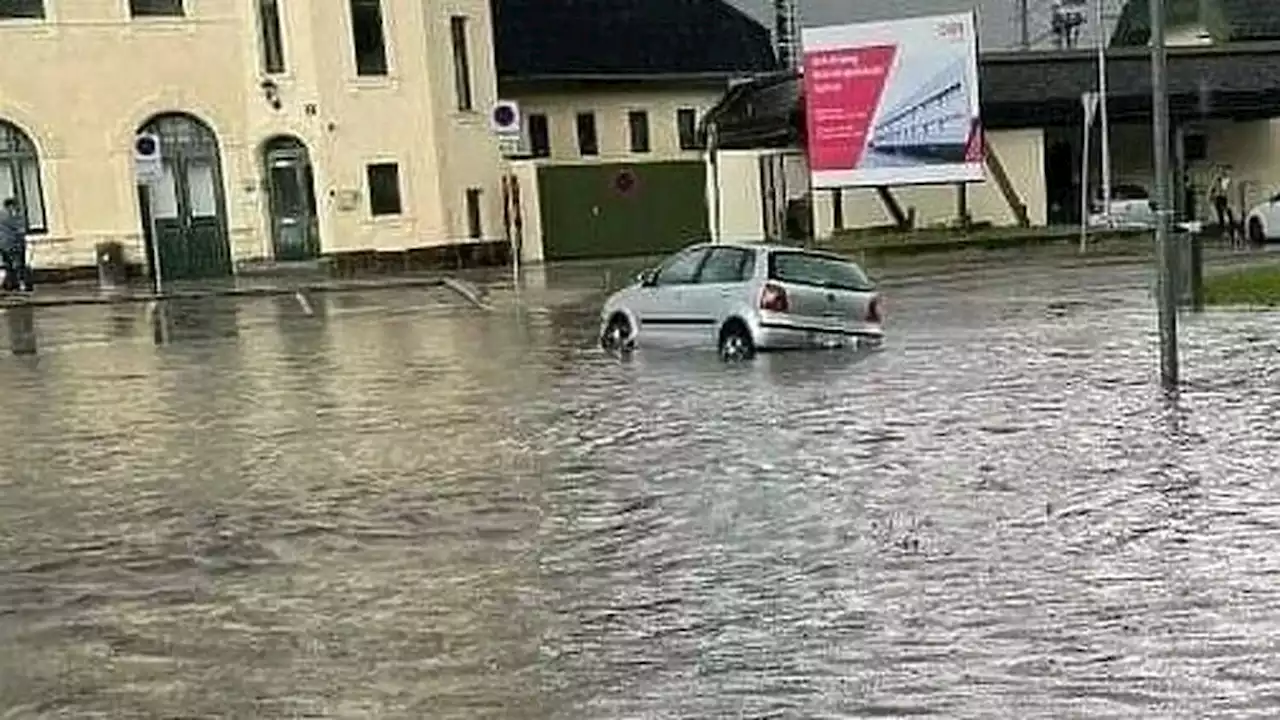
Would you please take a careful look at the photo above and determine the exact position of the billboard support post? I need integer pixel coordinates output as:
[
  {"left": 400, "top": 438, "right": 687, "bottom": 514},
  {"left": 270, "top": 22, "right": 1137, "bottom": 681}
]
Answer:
[{"left": 983, "top": 138, "right": 1031, "bottom": 227}]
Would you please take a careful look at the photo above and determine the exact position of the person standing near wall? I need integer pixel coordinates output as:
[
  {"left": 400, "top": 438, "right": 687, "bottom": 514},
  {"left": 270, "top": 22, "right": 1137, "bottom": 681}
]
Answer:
[
  {"left": 1208, "top": 167, "right": 1240, "bottom": 248},
  {"left": 0, "top": 198, "right": 34, "bottom": 292}
]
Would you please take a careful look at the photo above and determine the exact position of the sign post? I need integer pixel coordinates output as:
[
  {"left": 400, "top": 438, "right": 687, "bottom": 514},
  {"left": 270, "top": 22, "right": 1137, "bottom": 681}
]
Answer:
[
  {"left": 491, "top": 100, "right": 523, "bottom": 288},
  {"left": 133, "top": 133, "right": 164, "bottom": 295},
  {"left": 1080, "top": 91, "right": 1099, "bottom": 253}
]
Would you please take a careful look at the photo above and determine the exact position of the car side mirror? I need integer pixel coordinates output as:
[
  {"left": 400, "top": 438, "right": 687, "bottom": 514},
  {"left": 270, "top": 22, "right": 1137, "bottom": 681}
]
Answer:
[{"left": 636, "top": 269, "right": 657, "bottom": 286}]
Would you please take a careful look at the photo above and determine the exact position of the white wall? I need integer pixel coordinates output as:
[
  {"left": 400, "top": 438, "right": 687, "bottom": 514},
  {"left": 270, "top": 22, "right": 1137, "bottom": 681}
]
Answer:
[
  {"left": 811, "top": 128, "right": 1048, "bottom": 235},
  {"left": 709, "top": 129, "right": 1049, "bottom": 239},
  {"left": 1105, "top": 118, "right": 1280, "bottom": 220},
  {"left": 707, "top": 150, "right": 767, "bottom": 240},
  {"left": 507, "top": 160, "right": 544, "bottom": 263}
]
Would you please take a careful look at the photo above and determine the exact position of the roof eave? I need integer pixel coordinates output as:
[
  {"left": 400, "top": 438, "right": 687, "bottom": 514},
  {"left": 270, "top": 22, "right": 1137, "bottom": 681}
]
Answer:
[{"left": 498, "top": 71, "right": 773, "bottom": 84}]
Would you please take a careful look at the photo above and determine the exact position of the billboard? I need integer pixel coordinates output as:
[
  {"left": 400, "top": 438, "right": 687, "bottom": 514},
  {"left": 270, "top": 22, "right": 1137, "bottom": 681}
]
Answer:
[{"left": 801, "top": 11, "right": 984, "bottom": 189}]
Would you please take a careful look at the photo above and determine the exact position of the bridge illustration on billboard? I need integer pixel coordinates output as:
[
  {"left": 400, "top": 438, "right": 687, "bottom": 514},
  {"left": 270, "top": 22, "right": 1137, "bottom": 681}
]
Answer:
[{"left": 864, "top": 55, "right": 973, "bottom": 166}]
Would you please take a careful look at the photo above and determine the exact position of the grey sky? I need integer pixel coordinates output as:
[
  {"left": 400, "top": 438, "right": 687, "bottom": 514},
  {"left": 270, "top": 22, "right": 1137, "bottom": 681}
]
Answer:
[{"left": 726, "top": 0, "right": 1123, "bottom": 51}]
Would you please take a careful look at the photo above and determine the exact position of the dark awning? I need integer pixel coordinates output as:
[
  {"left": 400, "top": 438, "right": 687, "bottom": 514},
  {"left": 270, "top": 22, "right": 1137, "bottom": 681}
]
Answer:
[{"left": 704, "top": 43, "right": 1280, "bottom": 149}]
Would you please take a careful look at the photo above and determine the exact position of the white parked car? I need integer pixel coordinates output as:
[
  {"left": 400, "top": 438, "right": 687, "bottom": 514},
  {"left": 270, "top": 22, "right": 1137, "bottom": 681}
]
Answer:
[
  {"left": 1244, "top": 191, "right": 1280, "bottom": 244},
  {"left": 1086, "top": 183, "right": 1204, "bottom": 234},
  {"left": 598, "top": 242, "right": 884, "bottom": 360},
  {"left": 1088, "top": 184, "right": 1155, "bottom": 229}
]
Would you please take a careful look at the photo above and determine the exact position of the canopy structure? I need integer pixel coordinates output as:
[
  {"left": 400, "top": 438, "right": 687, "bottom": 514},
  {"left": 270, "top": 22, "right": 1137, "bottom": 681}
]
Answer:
[{"left": 701, "top": 43, "right": 1280, "bottom": 150}]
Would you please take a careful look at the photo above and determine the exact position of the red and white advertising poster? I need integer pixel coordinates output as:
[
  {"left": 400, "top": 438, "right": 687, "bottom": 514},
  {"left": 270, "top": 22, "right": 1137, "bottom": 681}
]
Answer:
[{"left": 801, "top": 11, "right": 984, "bottom": 189}]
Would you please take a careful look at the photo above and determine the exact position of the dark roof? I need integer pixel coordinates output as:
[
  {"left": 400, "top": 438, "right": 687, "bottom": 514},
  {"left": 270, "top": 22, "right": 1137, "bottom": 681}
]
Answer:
[
  {"left": 705, "top": 44, "right": 1280, "bottom": 148},
  {"left": 492, "top": 0, "right": 779, "bottom": 79},
  {"left": 1112, "top": 0, "right": 1280, "bottom": 46}
]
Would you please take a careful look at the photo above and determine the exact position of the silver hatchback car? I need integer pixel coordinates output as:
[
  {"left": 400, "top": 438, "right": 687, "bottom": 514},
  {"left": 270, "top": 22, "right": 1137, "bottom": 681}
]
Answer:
[{"left": 598, "top": 242, "right": 884, "bottom": 360}]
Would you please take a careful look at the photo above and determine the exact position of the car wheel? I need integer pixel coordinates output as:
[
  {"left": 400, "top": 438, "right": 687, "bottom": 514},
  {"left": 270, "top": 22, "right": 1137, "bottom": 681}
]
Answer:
[
  {"left": 718, "top": 320, "right": 755, "bottom": 361},
  {"left": 1249, "top": 217, "right": 1266, "bottom": 246},
  {"left": 600, "top": 313, "right": 633, "bottom": 352}
]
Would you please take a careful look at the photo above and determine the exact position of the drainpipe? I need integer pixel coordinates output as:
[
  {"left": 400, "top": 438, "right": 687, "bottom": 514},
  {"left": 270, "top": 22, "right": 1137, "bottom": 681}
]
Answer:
[{"left": 707, "top": 120, "right": 722, "bottom": 244}]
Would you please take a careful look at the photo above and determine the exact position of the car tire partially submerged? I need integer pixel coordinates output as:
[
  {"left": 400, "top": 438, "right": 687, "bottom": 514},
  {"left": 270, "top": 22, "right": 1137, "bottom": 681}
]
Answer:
[
  {"left": 600, "top": 314, "right": 634, "bottom": 353},
  {"left": 718, "top": 321, "right": 755, "bottom": 362}
]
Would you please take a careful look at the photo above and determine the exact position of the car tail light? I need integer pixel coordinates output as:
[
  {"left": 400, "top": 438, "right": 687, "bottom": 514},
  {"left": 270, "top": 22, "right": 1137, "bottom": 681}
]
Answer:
[
  {"left": 867, "top": 295, "right": 883, "bottom": 323},
  {"left": 759, "top": 282, "right": 789, "bottom": 313}
]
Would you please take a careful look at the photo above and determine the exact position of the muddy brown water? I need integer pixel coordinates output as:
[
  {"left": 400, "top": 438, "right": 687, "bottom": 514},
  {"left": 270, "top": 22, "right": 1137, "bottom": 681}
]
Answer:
[{"left": 1, "top": 256, "right": 1278, "bottom": 718}]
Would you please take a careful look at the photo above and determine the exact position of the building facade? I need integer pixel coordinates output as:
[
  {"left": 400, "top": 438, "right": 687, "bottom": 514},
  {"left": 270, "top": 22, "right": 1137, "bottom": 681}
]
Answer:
[
  {"left": 704, "top": 42, "right": 1280, "bottom": 238},
  {"left": 507, "top": 81, "right": 723, "bottom": 164},
  {"left": 0, "top": 0, "right": 506, "bottom": 278},
  {"left": 489, "top": 0, "right": 778, "bottom": 261}
]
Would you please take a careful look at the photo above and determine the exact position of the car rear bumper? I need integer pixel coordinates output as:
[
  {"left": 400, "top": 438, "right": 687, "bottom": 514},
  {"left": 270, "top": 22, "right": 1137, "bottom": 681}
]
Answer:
[{"left": 754, "top": 320, "right": 883, "bottom": 350}]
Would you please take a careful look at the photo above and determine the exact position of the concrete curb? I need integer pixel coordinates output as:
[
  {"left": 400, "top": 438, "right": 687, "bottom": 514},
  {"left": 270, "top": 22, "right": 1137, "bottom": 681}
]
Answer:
[
  {"left": 828, "top": 230, "right": 1151, "bottom": 258},
  {"left": 0, "top": 276, "right": 449, "bottom": 309}
]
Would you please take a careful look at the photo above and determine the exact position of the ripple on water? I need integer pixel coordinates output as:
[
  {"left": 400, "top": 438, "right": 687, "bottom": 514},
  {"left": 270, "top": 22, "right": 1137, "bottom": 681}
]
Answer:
[{"left": 0, "top": 268, "right": 1279, "bottom": 717}]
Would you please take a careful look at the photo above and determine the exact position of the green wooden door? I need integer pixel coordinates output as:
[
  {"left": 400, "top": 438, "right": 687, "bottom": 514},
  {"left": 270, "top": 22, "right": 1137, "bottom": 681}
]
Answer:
[
  {"left": 139, "top": 114, "right": 233, "bottom": 283},
  {"left": 264, "top": 136, "right": 321, "bottom": 262},
  {"left": 538, "top": 161, "right": 710, "bottom": 261}
]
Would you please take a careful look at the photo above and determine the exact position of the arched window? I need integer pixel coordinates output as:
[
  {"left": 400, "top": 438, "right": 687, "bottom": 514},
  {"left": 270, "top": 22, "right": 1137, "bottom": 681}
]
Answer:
[{"left": 0, "top": 120, "right": 46, "bottom": 233}]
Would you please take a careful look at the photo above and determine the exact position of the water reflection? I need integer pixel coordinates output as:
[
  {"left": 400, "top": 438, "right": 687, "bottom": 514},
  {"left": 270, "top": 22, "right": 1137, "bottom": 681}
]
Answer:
[
  {"left": 152, "top": 297, "right": 241, "bottom": 346},
  {"left": 5, "top": 305, "right": 36, "bottom": 355},
  {"left": 0, "top": 263, "right": 1279, "bottom": 716},
  {"left": 105, "top": 304, "right": 139, "bottom": 341}
]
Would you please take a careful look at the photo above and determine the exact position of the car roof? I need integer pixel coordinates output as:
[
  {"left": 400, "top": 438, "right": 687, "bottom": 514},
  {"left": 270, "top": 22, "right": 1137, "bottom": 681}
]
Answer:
[{"left": 686, "top": 240, "right": 854, "bottom": 257}]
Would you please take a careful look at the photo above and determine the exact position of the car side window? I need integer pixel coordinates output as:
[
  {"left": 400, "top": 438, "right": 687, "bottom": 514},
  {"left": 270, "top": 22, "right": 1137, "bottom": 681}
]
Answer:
[
  {"left": 697, "top": 247, "right": 754, "bottom": 284},
  {"left": 653, "top": 248, "right": 707, "bottom": 286}
]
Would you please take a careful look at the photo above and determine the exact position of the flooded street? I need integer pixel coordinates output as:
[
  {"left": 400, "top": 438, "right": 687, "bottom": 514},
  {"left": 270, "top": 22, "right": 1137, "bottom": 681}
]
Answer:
[{"left": 2, "top": 255, "right": 1279, "bottom": 718}]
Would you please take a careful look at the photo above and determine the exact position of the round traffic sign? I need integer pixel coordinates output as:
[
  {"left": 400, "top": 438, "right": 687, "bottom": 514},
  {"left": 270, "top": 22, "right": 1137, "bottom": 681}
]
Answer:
[
  {"left": 493, "top": 104, "right": 516, "bottom": 128},
  {"left": 135, "top": 135, "right": 158, "bottom": 156}
]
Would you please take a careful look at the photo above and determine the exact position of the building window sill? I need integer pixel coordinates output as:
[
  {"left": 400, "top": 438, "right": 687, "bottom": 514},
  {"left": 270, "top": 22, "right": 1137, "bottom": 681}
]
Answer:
[
  {"left": 0, "top": 19, "right": 57, "bottom": 36},
  {"left": 361, "top": 216, "right": 416, "bottom": 235},
  {"left": 121, "top": 18, "right": 198, "bottom": 36},
  {"left": 349, "top": 76, "right": 400, "bottom": 91}
]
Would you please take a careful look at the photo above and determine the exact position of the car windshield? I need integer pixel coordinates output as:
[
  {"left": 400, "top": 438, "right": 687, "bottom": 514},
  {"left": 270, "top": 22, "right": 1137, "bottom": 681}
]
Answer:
[{"left": 768, "top": 251, "right": 873, "bottom": 291}]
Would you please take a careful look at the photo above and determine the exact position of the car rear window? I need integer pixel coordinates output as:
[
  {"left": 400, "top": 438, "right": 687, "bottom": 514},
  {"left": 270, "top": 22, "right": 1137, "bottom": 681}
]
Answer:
[{"left": 768, "top": 251, "right": 873, "bottom": 291}]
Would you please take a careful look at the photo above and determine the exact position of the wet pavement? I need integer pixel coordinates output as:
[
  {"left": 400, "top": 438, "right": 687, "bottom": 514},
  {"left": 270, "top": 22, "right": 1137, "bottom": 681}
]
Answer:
[{"left": 1, "top": 253, "right": 1279, "bottom": 718}]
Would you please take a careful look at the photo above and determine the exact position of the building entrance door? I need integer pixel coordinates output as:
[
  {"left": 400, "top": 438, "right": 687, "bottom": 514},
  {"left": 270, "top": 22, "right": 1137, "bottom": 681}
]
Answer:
[
  {"left": 137, "top": 113, "right": 233, "bottom": 281},
  {"left": 264, "top": 136, "right": 320, "bottom": 261}
]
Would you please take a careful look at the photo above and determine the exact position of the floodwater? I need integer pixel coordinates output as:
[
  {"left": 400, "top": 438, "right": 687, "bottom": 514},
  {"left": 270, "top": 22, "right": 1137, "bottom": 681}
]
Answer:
[{"left": 1, "top": 255, "right": 1279, "bottom": 718}]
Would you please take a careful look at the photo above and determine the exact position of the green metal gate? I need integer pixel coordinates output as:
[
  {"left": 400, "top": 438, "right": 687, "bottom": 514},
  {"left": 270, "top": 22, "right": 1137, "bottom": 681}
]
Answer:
[{"left": 537, "top": 161, "right": 709, "bottom": 261}]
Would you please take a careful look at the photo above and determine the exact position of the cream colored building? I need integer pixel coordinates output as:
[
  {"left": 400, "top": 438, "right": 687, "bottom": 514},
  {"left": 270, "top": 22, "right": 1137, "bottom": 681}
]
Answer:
[
  {"left": 503, "top": 83, "right": 726, "bottom": 163},
  {"left": 0, "top": 0, "right": 507, "bottom": 279}
]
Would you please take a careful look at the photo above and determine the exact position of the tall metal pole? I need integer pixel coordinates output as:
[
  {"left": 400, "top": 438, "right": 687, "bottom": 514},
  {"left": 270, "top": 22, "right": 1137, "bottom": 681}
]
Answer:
[
  {"left": 1019, "top": 0, "right": 1030, "bottom": 49},
  {"left": 1079, "top": 95, "right": 1093, "bottom": 253},
  {"left": 1150, "top": 0, "right": 1179, "bottom": 388},
  {"left": 1095, "top": 0, "right": 1113, "bottom": 220}
]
